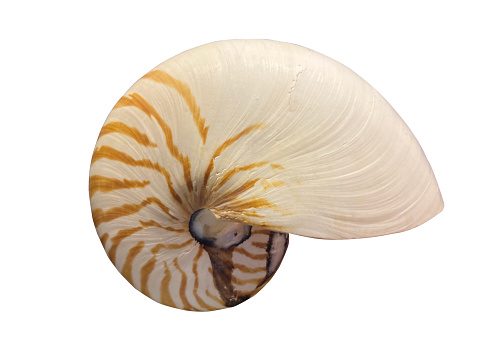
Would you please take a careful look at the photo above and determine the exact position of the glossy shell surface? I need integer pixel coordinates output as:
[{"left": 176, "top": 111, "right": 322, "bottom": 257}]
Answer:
[{"left": 90, "top": 40, "right": 443, "bottom": 310}]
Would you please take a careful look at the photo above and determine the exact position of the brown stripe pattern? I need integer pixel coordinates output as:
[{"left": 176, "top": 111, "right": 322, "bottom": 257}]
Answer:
[
  {"left": 90, "top": 68, "right": 290, "bottom": 311},
  {"left": 89, "top": 175, "right": 150, "bottom": 199},
  {"left": 91, "top": 145, "right": 182, "bottom": 203},
  {"left": 98, "top": 121, "right": 158, "bottom": 148},
  {"left": 114, "top": 93, "right": 194, "bottom": 192},
  {"left": 202, "top": 124, "right": 265, "bottom": 189},
  {"left": 142, "top": 70, "right": 210, "bottom": 144}
]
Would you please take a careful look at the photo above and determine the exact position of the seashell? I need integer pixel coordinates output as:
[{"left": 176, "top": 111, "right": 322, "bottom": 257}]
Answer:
[{"left": 89, "top": 40, "right": 443, "bottom": 311}]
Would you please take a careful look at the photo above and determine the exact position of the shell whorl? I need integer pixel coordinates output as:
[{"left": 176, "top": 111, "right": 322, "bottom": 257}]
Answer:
[
  {"left": 89, "top": 42, "right": 292, "bottom": 310},
  {"left": 90, "top": 40, "right": 442, "bottom": 311}
]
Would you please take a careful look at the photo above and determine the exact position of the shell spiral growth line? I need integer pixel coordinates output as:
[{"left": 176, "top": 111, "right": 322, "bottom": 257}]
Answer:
[{"left": 89, "top": 40, "right": 443, "bottom": 311}]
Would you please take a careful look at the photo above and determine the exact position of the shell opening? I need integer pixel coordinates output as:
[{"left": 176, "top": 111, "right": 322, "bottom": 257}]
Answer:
[
  {"left": 188, "top": 209, "right": 289, "bottom": 307},
  {"left": 189, "top": 208, "right": 252, "bottom": 249}
]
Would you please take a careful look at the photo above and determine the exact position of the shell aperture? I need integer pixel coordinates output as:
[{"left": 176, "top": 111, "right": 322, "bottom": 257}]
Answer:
[
  {"left": 89, "top": 40, "right": 443, "bottom": 311},
  {"left": 189, "top": 209, "right": 253, "bottom": 249}
]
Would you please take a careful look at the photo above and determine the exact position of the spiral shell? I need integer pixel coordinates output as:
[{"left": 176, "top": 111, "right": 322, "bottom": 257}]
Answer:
[{"left": 89, "top": 40, "right": 443, "bottom": 311}]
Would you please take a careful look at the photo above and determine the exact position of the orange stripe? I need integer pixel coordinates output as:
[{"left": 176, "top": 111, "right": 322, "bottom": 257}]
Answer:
[
  {"left": 160, "top": 262, "right": 176, "bottom": 308},
  {"left": 213, "top": 161, "right": 269, "bottom": 191},
  {"left": 215, "top": 199, "right": 276, "bottom": 220},
  {"left": 203, "top": 124, "right": 265, "bottom": 188},
  {"left": 227, "top": 198, "right": 276, "bottom": 212},
  {"left": 257, "top": 222, "right": 287, "bottom": 232},
  {"left": 151, "top": 238, "right": 194, "bottom": 255},
  {"left": 100, "top": 233, "right": 109, "bottom": 246},
  {"left": 91, "top": 145, "right": 182, "bottom": 203},
  {"left": 250, "top": 241, "right": 268, "bottom": 249},
  {"left": 234, "top": 247, "right": 268, "bottom": 261},
  {"left": 219, "top": 178, "right": 261, "bottom": 204},
  {"left": 89, "top": 175, "right": 150, "bottom": 199},
  {"left": 142, "top": 70, "right": 209, "bottom": 144},
  {"left": 240, "top": 210, "right": 266, "bottom": 218},
  {"left": 251, "top": 230, "right": 271, "bottom": 235},
  {"left": 107, "top": 227, "right": 144, "bottom": 266},
  {"left": 234, "top": 262, "right": 266, "bottom": 274},
  {"left": 98, "top": 121, "right": 157, "bottom": 148},
  {"left": 121, "top": 241, "right": 145, "bottom": 284},
  {"left": 140, "top": 256, "right": 156, "bottom": 297},
  {"left": 231, "top": 275, "right": 263, "bottom": 286},
  {"left": 92, "top": 196, "right": 177, "bottom": 227},
  {"left": 191, "top": 246, "right": 218, "bottom": 311},
  {"left": 270, "top": 163, "right": 285, "bottom": 170},
  {"left": 261, "top": 180, "right": 286, "bottom": 190},
  {"left": 114, "top": 93, "right": 193, "bottom": 192},
  {"left": 173, "top": 258, "right": 195, "bottom": 311},
  {"left": 140, "top": 219, "right": 186, "bottom": 233}
]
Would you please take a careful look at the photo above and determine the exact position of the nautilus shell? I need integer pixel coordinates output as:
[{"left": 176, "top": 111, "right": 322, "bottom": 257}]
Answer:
[{"left": 89, "top": 40, "right": 443, "bottom": 311}]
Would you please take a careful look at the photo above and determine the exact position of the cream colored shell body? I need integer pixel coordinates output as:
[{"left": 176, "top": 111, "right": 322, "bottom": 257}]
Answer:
[{"left": 89, "top": 40, "right": 443, "bottom": 310}]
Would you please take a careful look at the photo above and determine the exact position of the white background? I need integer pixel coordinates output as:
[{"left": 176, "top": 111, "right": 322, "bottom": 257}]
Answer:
[{"left": 1, "top": 1, "right": 478, "bottom": 358}]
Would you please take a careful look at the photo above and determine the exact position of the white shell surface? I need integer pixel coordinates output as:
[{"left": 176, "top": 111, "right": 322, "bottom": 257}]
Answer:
[
  {"left": 90, "top": 40, "right": 442, "bottom": 309},
  {"left": 111, "top": 39, "right": 441, "bottom": 239}
]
